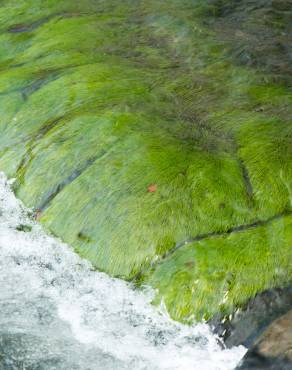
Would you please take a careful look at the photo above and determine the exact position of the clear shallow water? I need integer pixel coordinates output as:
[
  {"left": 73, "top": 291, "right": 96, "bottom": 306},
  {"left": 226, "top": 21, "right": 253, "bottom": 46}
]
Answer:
[{"left": 0, "top": 173, "right": 246, "bottom": 370}]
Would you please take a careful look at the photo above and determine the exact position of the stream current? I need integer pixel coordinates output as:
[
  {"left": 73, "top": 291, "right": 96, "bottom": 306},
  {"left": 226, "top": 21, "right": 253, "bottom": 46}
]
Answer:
[{"left": 0, "top": 173, "right": 246, "bottom": 370}]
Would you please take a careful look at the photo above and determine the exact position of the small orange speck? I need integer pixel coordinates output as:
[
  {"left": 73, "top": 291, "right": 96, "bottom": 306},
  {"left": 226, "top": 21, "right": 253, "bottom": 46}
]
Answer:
[{"left": 147, "top": 184, "right": 157, "bottom": 193}]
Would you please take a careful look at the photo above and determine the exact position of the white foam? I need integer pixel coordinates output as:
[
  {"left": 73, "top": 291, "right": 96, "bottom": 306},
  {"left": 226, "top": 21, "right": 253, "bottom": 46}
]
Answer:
[{"left": 0, "top": 172, "right": 246, "bottom": 369}]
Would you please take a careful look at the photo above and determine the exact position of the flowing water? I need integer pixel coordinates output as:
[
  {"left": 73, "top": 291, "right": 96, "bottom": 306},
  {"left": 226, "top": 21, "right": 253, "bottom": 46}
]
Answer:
[{"left": 0, "top": 173, "right": 246, "bottom": 370}]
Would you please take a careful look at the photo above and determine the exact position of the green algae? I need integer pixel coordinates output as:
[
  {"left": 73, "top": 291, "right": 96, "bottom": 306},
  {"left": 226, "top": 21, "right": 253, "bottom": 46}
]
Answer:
[
  {"left": 41, "top": 130, "right": 252, "bottom": 278},
  {"left": 238, "top": 116, "right": 292, "bottom": 218},
  {"left": 143, "top": 213, "right": 292, "bottom": 322},
  {"left": 0, "top": 0, "right": 291, "bottom": 321}
]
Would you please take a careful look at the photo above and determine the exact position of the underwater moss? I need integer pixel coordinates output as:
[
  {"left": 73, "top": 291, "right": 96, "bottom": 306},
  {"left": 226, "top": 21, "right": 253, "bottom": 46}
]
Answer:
[
  {"left": 0, "top": 0, "right": 291, "bottom": 321},
  {"left": 143, "top": 214, "right": 292, "bottom": 322}
]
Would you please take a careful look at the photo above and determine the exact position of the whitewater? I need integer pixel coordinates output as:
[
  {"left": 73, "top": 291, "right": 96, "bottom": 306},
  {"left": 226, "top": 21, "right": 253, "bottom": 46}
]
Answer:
[{"left": 0, "top": 172, "right": 246, "bottom": 370}]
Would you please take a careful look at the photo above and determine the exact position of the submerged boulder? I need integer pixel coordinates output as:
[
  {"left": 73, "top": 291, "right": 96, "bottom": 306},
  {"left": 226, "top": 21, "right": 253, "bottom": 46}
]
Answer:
[{"left": 0, "top": 0, "right": 291, "bottom": 321}]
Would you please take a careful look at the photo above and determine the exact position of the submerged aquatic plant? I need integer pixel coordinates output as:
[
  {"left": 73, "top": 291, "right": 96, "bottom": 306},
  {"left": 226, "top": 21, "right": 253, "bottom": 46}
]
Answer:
[{"left": 0, "top": 0, "right": 291, "bottom": 321}]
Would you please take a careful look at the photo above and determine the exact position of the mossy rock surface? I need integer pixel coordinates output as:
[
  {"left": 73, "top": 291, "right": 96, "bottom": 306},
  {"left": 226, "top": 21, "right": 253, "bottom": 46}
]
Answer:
[{"left": 0, "top": 0, "right": 291, "bottom": 321}]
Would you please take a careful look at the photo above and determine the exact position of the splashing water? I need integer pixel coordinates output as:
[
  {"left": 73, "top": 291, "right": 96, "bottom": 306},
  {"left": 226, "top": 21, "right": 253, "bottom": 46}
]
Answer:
[{"left": 0, "top": 173, "right": 246, "bottom": 370}]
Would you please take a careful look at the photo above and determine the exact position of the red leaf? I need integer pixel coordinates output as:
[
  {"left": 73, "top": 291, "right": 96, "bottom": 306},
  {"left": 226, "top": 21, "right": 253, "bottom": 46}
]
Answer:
[{"left": 147, "top": 184, "right": 157, "bottom": 193}]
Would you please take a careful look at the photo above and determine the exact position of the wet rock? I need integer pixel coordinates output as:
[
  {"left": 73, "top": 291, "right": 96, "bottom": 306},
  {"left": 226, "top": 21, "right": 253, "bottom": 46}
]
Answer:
[
  {"left": 255, "top": 310, "right": 292, "bottom": 360},
  {"left": 235, "top": 310, "right": 292, "bottom": 370},
  {"left": 236, "top": 353, "right": 292, "bottom": 370},
  {"left": 211, "top": 286, "right": 292, "bottom": 348}
]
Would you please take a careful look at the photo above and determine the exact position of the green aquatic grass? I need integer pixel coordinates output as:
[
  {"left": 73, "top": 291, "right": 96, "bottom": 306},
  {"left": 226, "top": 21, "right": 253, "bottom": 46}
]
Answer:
[
  {"left": 238, "top": 116, "right": 292, "bottom": 218},
  {"left": 0, "top": 0, "right": 291, "bottom": 321},
  {"left": 16, "top": 111, "right": 140, "bottom": 208},
  {"left": 40, "top": 121, "right": 253, "bottom": 278},
  {"left": 143, "top": 214, "right": 292, "bottom": 322}
]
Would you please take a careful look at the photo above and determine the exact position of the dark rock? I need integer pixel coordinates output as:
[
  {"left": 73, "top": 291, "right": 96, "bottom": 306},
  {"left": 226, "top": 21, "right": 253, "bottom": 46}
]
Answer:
[
  {"left": 211, "top": 285, "right": 292, "bottom": 348},
  {"left": 236, "top": 352, "right": 292, "bottom": 370},
  {"left": 235, "top": 310, "right": 292, "bottom": 370}
]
